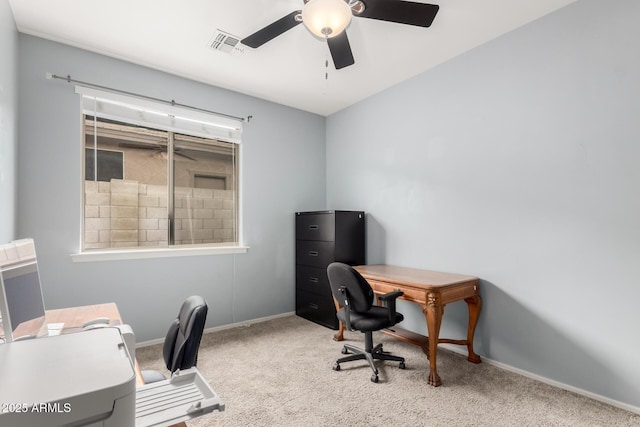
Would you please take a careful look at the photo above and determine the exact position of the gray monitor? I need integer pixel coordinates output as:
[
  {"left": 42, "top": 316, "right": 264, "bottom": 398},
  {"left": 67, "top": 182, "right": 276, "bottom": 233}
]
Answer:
[{"left": 0, "top": 260, "right": 46, "bottom": 343}]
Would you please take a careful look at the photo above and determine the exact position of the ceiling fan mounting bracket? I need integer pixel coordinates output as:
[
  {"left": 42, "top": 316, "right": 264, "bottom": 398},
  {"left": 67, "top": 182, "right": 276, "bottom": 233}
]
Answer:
[{"left": 303, "top": 0, "right": 365, "bottom": 14}]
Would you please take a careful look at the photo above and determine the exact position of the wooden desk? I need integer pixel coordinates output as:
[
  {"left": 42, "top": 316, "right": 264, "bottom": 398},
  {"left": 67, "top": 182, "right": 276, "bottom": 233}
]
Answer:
[
  {"left": 46, "top": 302, "right": 121, "bottom": 330},
  {"left": 333, "top": 264, "right": 482, "bottom": 386}
]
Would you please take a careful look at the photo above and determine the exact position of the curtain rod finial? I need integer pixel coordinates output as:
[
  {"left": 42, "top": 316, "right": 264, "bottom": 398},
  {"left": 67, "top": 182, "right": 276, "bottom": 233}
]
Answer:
[{"left": 45, "top": 72, "right": 53, "bottom": 80}]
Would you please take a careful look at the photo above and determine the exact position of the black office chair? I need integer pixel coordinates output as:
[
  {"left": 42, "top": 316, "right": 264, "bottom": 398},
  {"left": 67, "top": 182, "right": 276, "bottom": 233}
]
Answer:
[
  {"left": 327, "top": 262, "right": 406, "bottom": 383},
  {"left": 141, "top": 295, "right": 208, "bottom": 384}
]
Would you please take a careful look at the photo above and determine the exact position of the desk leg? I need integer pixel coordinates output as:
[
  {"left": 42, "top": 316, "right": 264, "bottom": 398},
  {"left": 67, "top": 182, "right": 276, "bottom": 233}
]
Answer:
[
  {"left": 333, "top": 297, "right": 345, "bottom": 341},
  {"left": 333, "top": 321, "right": 345, "bottom": 341},
  {"left": 464, "top": 294, "right": 482, "bottom": 364},
  {"left": 424, "top": 292, "right": 444, "bottom": 387}
]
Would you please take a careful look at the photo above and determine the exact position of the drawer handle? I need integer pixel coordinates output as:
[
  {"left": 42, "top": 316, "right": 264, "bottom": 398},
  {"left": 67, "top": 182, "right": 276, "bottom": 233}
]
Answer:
[
  {"left": 308, "top": 277, "right": 319, "bottom": 283},
  {"left": 308, "top": 251, "right": 319, "bottom": 257},
  {"left": 308, "top": 303, "right": 319, "bottom": 310},
  {"left": 308, "top": 225, "right": 319, "bottom": 230}
]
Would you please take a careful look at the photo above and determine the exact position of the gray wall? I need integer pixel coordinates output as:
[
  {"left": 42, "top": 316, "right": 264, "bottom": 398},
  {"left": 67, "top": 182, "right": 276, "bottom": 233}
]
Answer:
[
  {"left": 9, "top": 0, "right": 639, "bottom": 412},
  {"left": 0, "top": 0, "right": 18, "bottom": 243},
  {"left": 327, "top": 0, "right": 639, "bottom": 410},
  {"left": 17, "top": 34, "right": 326, "bottom": 342}
]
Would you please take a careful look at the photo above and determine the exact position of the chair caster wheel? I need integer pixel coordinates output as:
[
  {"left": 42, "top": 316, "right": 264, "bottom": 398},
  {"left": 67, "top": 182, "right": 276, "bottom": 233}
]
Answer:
[
  {"left": 341, "top": 347, "right": 349, "bottom": 354},
  {"left": 371, "top": 374, "right": 379, "bottom": 383},
  {"left": 399, "top": 362, "right": 406, "bottom": 369},
  {"left": 333, "top": 363, "right": 341, "bottom": 371}
]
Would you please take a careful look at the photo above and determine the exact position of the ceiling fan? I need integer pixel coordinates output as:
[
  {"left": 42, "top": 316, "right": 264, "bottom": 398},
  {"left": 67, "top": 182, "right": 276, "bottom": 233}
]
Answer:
[
  {"left": 241, "top": 0, "right": 439, "bottom": 70},
  {"left": 119, "top": 142, "right": 197, "bottom": 161}
]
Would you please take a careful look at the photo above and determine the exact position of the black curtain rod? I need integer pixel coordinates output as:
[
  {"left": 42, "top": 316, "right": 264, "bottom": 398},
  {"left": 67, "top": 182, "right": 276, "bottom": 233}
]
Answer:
[{"left": 47, "top": 73, "right": 250, "bottom": 123}]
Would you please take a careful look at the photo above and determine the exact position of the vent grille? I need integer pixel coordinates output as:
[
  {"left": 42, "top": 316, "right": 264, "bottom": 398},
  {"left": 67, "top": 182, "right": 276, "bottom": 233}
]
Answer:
[{"left": 209, "top": 30, "right": 243, "bottom": 54}]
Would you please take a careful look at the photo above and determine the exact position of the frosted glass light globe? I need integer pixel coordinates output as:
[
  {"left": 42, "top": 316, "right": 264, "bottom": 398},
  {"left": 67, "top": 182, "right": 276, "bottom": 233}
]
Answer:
[{"left": 302, "top": 0, "right": 352, "bottom": 38}]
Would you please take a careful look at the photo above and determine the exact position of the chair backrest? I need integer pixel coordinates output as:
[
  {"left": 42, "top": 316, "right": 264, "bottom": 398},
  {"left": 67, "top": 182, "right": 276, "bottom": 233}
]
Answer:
[
  {"left": 163, "top": 295, "right": 208, "bottom": 373},
  {"left": 327, "top": 262, "right": 374, "bottom": 313}
]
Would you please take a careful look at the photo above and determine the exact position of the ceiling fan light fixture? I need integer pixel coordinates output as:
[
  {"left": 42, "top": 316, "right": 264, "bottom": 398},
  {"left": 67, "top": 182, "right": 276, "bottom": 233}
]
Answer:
[{"left": 302, "top": 0, "right": 352, "bottom": 38}]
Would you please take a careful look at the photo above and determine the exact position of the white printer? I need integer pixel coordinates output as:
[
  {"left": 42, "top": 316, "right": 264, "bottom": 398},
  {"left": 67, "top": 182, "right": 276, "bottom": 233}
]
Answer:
[
  {"left": 0, "top": 327, "right": 225, "bottom": 427},
  {"left": 0, "top": 327, "right": 136, "bottom": 426}
]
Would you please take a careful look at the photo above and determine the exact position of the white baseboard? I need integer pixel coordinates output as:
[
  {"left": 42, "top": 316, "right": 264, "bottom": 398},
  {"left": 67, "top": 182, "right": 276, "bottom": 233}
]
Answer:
[
  {"left": 202, "top": 311, "right": 296, "bottom": 335},
  {"left": 440, "top": 344, "right": 640, "bottom": 416},
  {"left": 135, "top": 311, "right": 296, "bottom": 348}
]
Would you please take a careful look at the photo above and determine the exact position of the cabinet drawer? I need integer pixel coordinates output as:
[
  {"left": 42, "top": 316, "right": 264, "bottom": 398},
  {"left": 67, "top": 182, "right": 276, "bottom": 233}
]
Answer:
[
  {"left": 296, "top": 213, "right": 335, "bottom": 241},
  {"left": 296, "top": 240, "right": 334, "bottom": 268},
  {"left": 368, "top": 280, "right": 426, "bottom": 304},
  {"left": 296, "top": 265, "right": 331, "bottom": 297},
  {"left": 296, "top": 290, "right": 338, "bottom": 330}
]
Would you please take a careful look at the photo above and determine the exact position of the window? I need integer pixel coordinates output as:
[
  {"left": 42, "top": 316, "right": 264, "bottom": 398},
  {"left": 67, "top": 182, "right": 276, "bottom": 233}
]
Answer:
[
  {"left": 84, "top": 147, "right": 124, "bottom": 182},
  {"left": 78, "top": 87, "right": 242, "bottom": 253},
  {"left": 194, "top": 174, "right": 226, "bottom": 190}
]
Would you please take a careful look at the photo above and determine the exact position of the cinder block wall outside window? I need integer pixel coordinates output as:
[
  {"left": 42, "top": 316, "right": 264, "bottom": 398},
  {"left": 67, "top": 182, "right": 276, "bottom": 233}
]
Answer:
[{"left": 84, "top": 179, "right": 234, "bottom": 249}]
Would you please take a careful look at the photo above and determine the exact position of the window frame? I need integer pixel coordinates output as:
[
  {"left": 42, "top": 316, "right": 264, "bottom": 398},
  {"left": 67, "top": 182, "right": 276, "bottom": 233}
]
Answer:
[{"left": 73, "top": 86, "right": 247, "bottom": 262}]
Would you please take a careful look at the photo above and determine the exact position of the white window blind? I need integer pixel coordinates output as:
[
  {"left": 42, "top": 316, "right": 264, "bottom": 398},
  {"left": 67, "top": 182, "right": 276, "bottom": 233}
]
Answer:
[{"left": 75, "top": 86, "right": 242, "bottom": 144}]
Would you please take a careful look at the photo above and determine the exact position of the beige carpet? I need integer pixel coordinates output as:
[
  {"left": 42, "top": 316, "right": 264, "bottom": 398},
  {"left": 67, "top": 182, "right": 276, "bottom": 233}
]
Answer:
[{"left": 136, "top": 315, "right": 639, "bottom": 426}]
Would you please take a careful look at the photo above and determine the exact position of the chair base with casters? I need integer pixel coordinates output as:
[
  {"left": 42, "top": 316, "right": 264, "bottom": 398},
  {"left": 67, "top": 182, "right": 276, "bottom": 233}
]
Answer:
[{"left": 333, "top": 329, "right": 406, "bottom": 383}]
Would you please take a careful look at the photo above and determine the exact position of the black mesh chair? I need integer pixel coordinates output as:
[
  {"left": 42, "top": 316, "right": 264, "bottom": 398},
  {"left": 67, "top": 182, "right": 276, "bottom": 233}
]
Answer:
[
  {"left": 141, "top": 295, "right": 208, "bottom": 384},
  {"left": 327, "top": 262, "right": 406, "bottom": 383}
]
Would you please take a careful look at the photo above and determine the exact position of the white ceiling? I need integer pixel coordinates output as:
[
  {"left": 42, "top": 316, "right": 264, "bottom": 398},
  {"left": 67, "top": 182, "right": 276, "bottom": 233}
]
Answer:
[{"left": 9, "top": 0, "right": 576, "bottom": 116}]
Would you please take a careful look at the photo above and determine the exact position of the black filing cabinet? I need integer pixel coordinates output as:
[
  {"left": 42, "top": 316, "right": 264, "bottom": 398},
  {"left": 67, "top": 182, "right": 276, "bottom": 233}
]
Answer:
[{"left": 295, "top": 210, "right": 365, "bottom": 329}]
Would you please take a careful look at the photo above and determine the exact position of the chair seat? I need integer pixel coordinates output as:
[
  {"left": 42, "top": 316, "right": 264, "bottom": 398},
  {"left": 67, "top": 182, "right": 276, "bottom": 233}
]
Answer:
[
  {"left": 141, "top": 369, "right": 167, "bottom": 384},
  {"left": 337, "top": 305, "right": 404, "bottom": 332}
]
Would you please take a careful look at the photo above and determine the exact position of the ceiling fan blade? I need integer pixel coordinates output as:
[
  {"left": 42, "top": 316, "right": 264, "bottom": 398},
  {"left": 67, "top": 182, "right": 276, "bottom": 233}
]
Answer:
[
  {"left": 357, "top": 0, "right": 439, "bottom": 27},
  {"left": 174, "top": 151, "right": 197, "bottom": 161},
  {"left": 119, "top": 142, "right": 196, "bottom": 161},
  {"left": 241, "top": 11, "right": 302, "bottom": 48},
  {"left": 119, "top": 142, "right": 164, "bottom": 150},
  {"left": 327, "top": 31, "right": 355, "bottom": 70}
]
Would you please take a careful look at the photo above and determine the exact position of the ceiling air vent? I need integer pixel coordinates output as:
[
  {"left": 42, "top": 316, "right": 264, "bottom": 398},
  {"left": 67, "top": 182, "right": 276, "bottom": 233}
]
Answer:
[{"left": 209, "top": 30, "right": 243, "bottom": 55}]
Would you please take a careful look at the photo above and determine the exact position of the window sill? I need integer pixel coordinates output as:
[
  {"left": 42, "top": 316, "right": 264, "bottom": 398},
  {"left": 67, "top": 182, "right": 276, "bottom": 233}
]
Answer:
[{"left": 70, "top": 245, "right": 249, "bottom": 262}]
